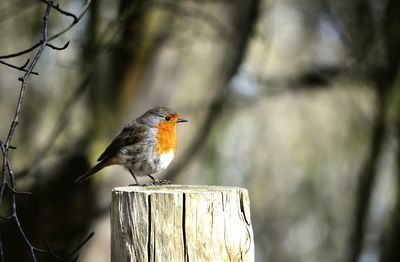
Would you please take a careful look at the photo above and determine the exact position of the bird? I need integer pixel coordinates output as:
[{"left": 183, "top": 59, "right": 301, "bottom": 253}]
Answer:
[{"left": 75, "top": 107, "right": 187, "bottom": 185}]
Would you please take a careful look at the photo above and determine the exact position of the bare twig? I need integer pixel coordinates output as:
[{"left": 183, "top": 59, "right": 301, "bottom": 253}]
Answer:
[
  {"left": 18, "top": 2, "right": 140, "bottom": 178},
  {"left": 0, "top": 215, "right": 13, "bottom": 221},
  {"left": 14, "top": 207, "right": 37, "bottom": 261},
  {"left": 40, "top": 232, "right": 94, "bottom": 260},
  {"left": 5, "top": 183, "right": 32, "bottom": 196},
  {"left": 0, "top": 0, "right": 91, "bottom": 59},
  {"left": 0, "top": 141, "right": 12, "bottom": 204},
  {"left": 0, "top": 1, "right": 92, "bottom": 261},
  {"left": 0, "top": 59, "right": 39, "bottom": 75},
  {"left": 0, "top": 42, "right": 41, "bottom": 60},
  {"left": 63, "top": 232, "right": 95, "bottom": 260},
  {"left": 46, "top": 41, "right": 70, "bottom": 50},
  {"left": 2, "top": 1, "right": 53, "bottom": 167},
  {"left": 39, "top": 0, "right": 78, "bottom": 22},
  {"left": 69, "top": 232, "right": 95, "bottom": 255}
]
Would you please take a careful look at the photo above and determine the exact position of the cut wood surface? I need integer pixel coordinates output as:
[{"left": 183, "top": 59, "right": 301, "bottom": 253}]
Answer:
[{"left": 111, "top": 185, "right": 254, "bottom": 262}]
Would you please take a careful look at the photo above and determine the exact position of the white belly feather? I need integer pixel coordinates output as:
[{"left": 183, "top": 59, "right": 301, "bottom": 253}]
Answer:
[{"left": 159, "top": 149, "right": 174, "bottom": 170}]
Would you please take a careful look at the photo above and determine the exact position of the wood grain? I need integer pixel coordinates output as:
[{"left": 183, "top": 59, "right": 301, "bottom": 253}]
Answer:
[{"left": 111, "top": 185, "right": 254, "bottom": 261}]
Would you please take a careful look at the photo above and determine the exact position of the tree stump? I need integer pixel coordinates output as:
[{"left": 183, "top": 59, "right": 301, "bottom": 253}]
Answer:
[{"left": 111, "top": 185, "right": 254, "bottom": 261}]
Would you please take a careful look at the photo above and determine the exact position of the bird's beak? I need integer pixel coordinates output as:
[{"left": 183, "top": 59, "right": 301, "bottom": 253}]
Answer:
[{"left": 176, "top": 117, "right": 188, "bottom": 123}]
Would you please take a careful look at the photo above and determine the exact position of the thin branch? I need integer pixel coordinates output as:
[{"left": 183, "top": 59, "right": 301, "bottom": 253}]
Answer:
[
  {"left": 1, "top": 1, "right": 55, "bottom": 261},
  {"left": 0, "top": 42, "right": 41, "bottom": 60},
  {"left": 0, "top": 0, "right": 52, "bottom": 198},
  {"left": 3, "top": 1, "right": 52, "bottom": 156},
  {"left": 46, "top": 41, "right": 70, "bottom": 50},
  {"left": 5, "top": 183, "right": 32, "bottom": 196},
  {"left": 0, "top": 142, "right": 12, "bottom": 204},
  {"left": 16, "top": 58, "right": 28, "bottom": 68},
  {"left": 0, "top": 0, "right": 91, "bottom": 59},
  {"left": 39, "top": 0, "right": 78, "bottom": 22},
  {"left": 48, "top": 0, "right": 92, "bottom": 43},
  {"left": 14, "top": 211, "right": 37, "bottom": 261},
  {"left": 65, "top": 232, "right": 95, "bottom": 259},
  {"left": 43, "top": 232, "right": 95, "bottom": 260},
  {"left": 17, "top": 2, "right": 138, "bottom": 178},
  {"left": 0, "top": 0, "right": 93, "bottom": 260},
  {"left": 0, "top": 59, "right": 39, "bottom": 75},
  {"left": 34, "top": 243, "right": 63, "bottom": 254}
]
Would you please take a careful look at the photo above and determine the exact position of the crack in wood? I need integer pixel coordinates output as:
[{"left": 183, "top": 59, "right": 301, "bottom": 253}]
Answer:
[
  {"left": 239, "top": 191, "right": 251, "bottom": 226},
  {"left": 153, "top": 225, "right": 156, "bottom": 261},
  {"left": 182, "top": 193, "right": 189, "bottom": 261},
  {"left": 147, "top": 194, "right": 152, "bottom": 262},
  {"left": 111, "top": 186, "right": 254, "bottom": 261}
]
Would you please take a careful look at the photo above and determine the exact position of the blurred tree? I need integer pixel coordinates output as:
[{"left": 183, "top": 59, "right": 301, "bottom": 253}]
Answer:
[
  {"left": 166, "top": 0, "right": 261, "bottom": 181},
  {"left": 379, "top": 0, "right": 400, "bottom": 261},
  {"left": 340, "top": 0, "right": 400, "bottom": 260},
  {"left": 1, "top": 0, "right": 400, "bottom": 261}
]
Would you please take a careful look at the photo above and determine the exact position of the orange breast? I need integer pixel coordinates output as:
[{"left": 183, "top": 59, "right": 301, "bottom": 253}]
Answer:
[{"left": 155, "top": 122, "right": 177, "bottom": 154}]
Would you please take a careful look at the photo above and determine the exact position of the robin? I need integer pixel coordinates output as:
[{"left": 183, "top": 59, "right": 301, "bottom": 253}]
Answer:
[{"left": 75, "top": 107, "right": 187, "bottom": 185}]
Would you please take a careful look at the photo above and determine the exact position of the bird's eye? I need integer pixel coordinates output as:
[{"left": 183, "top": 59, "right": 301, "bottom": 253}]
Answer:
[{"left": 165, "top": 116, "right": 171, "bottom": 121}]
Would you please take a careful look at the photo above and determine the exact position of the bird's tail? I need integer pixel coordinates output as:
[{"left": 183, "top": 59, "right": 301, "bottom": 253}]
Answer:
[{"left": 75, "top": 159, "right": 111, "bottom": 183}]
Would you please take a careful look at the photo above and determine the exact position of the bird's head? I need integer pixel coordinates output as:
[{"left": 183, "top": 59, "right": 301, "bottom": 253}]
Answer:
[
  {"left": 139, "top": 107, "right": 187, "bottom": 154},
  {"left": 140, "top": 107, "right": 187, "bottom": 127}
]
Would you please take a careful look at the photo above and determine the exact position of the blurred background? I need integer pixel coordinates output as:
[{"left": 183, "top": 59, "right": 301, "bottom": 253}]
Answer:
[{"left": 1, "top": 0, "right": 400, "bottom": 261}]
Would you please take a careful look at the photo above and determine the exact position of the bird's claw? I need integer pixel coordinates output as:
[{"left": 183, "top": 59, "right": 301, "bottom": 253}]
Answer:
[
  {"left": 128, "top": 180, "right": 171, "bottom": 186},
  {"left": 146, "top": 179, "right": 171, "bottom": 186}
]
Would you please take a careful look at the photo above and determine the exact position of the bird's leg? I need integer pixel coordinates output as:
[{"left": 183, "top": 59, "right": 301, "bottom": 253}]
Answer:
[
  {"left": 147, "top": 174, "right": 171, "bottom": 185},
  {"left": 148, "top": 174, "right": 156, "bottom": 183},
  {"left": 129, "top": 170, "right": 139, "bottom": 186}
]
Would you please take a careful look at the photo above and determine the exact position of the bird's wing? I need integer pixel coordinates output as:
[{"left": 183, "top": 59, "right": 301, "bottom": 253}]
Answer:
[{"left": 97, "top": 123, "right": 148, "bottom": 162}]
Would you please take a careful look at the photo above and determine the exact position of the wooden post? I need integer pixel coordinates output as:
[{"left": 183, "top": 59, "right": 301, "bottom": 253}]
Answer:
[{"left": 111, "top": 185, "right": 254, "bottom": 261}]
